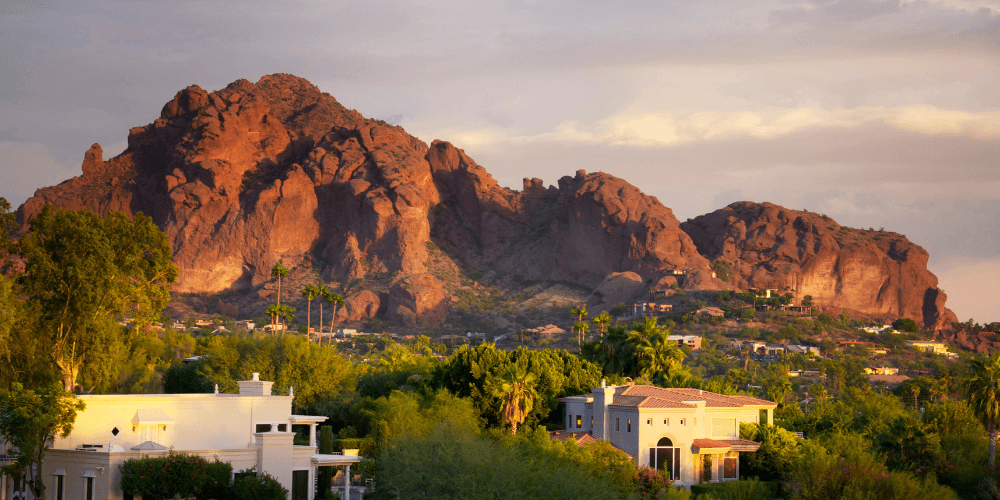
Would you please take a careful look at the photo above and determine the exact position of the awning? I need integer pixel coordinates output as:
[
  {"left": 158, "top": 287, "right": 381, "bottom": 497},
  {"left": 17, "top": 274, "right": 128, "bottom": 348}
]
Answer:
[
  {"left": 131, "top": 441, "right": 169, "bottom": 451},
  {"left": 717, "top": 439, "right": 762, "bottom": 452},
  {"left": 312, "top": 453, "right": 364, "bottom": 466},
  {"left": 691, "top": 439, "right": 732, "bottom": 453},
  {"left": 131, "top": 408, "right": 175, "bottom": 425}
]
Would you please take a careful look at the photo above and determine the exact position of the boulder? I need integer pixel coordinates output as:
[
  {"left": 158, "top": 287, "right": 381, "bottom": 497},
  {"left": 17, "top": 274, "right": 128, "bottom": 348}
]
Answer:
[
  {"left": 335, "top": 290, "right": 381, "bottom": 323},
  {"left": 588, "top": 272, "right": 645, "bottom": 308},
  {"left": 387, "top": 274, "right": 448, "bottom": 326}
]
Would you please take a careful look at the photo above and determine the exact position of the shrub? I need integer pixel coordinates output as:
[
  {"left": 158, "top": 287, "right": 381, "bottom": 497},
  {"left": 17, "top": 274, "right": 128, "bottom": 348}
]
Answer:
[
  {"left": 119, "top": 453, "right": 232, "bottom": 500},
  {"left": 230, "top": 471, "right": 288, "bottom": 500},
  {"left": 690, "top": 479, "right": 776, "bottom": 499}
]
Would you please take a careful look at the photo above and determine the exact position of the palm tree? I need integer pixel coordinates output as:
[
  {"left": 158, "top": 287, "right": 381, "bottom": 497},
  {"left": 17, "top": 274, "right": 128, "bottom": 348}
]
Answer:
[
  {"left": 573, "top": 321, "right": 590, "bottom": 346},
  {"left": 300, "top": 285, "right": 319, "bottom": 340},
  {"left": 264, "top": 304, "right": 281, "bottom": 332},
  {"left": 570, "top": 305, "right": 587, "bottom": 323},
  {"left": 271, "top": 262, "right": 290, "bottom": 306},
  {"left": 592, "top": 312, "right": 612, "bottom": 338},
  {"left": 277, "top": 304, "right": 296, "bottom": 333},
  {"left": 965, "top": 352, "right": 1000, "bottom": 470},
  {"left": 636, "top": 332, "right": 685, "bottom": 383},
  {"left": 317, "top": 285, "right": 330, "bottom": 341},
  {"left": 494, "top": 365, "right": 538, "bottom": 435},
  {"left": 326, "top": 292, "right": 344, "bottom": 345}
]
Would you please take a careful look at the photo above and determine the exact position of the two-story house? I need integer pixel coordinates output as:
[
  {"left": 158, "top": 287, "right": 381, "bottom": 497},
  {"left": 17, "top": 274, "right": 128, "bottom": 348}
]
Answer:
[
  {"left": 4, "top": 374, "right": 358, "bottom": 500},
  {"left": 561, "top": 382, "right": 776, "bottom": 487}
]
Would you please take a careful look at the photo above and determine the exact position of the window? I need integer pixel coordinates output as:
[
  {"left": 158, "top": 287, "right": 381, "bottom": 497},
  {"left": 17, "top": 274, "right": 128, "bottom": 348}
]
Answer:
[
  {"left": 649, "top": 437, "right": 681, "bottom": 481},
  {"left": 627, "top": 418, "right": 632, "bottom": 432},
  {"left": 292, "top": 470, "right": 309, "bottom": 500},
  {"left": 55, "top": 475, "right": 64, "bottom": 500},
  {"left": 85, "top": 477, "right": 94, "bottom": 500},
  {"left": 665, "top": 419, "right": 669, "bottom": 425},
  {"left": 255, "top": 424, "right": 272, "bottom": 433},
  {"left": 591, "top": 416, "right": 594, "bottom": 428},
  {"left": 277, "top": 423, "right": 288, "bottom": 432},
  {"left": 680, "top": 419, "right": 685, "bottom": 426},
  {"left": 760, "top": 409, "right": 769, "bottom": 424},
  {"left": 723, "top": 457, "right": 738, "bottom": 479},
  {"left": 647, "top": 419, "right": 651, "bottom": 425},
  {"left": 576, "top": 415, "right": 582, "bottom": 428},
  {"left": 616, "top": 418, "right": 620, "bottom": 432}
]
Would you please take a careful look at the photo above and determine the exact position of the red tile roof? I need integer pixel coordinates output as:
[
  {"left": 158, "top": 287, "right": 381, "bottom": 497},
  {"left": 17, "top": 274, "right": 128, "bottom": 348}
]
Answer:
[
  {"left": 549, "top": 430, "right": 600, "bottom": 445},
  {"left": 691, "top": 438, "right": 762, "bottom": 452},
  {"left": 602, "top": 385, "right": 776, "bottom": 410}
]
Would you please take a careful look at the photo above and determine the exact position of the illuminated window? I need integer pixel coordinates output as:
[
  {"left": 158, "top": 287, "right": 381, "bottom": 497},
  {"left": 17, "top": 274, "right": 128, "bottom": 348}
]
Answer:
[
  {"left": 576, "top": 415, "right": 582, "bottom": 428},
  {"left": 627, "top": 418, "right": 632, "bottom": 432}
]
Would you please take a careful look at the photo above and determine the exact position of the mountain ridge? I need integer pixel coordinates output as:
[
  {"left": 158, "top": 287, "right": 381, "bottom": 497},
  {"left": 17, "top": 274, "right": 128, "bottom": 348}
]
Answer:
[{"left": 15, "top": 74, "right": 956, "bottom": 329}]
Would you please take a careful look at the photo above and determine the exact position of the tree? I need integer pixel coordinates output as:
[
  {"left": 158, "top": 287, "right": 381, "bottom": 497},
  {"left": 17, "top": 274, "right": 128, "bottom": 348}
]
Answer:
[
  {"left": 0, "top": 197, "right": 16, "bottom": 265},
  {"left": 573, "top": 321, "right": 591, "bottom": 346},
  {"left": 965, "top": 352, "right": 1000, "bottom": 470},
  {"left": 0, "top": 382, "right": 86, "bottom": 500},
  {"left": 711, "top": 258, "right": 734, "bottom": 283},
  {"left": 636, "top": 332, "right": 685, "bottom": 384},
  {"left": 317, "top": 285, "right": 330, "bottom": 338},
  {"left": 592, "top": 312, "right": 612, "bottom": 338},
  {"left": 570, "top": 305, "right": 587, "bottom": 323},
  {"left": 15, "top": 207, "right": 177, "bottom": 391},
  {"left": 326, "top": 292, "right": 344, "bottom": 344},
  {"left": 892, "top": 317, "right": 920, "bottom": 334},
  {"left": 301, "top": 285, "right": 320, "bottom": 339},
  {"left": 271, "top": 262, "right": 290, "bottom": 306},
  {"left": 265, "top": 304, "right": 281, "bottom": 332},
  {"left": 494, "top": 366, "right": 538, "bottom": 435}
]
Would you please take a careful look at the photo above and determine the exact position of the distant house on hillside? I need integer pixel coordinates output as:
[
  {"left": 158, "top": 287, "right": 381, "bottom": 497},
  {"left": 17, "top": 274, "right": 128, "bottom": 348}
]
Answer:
[
  {"left": 668, "top": 335, "right": 702, "bottom": 351},
  {"left": 785, "top": 344, "right": 821, "bottom": 356}
]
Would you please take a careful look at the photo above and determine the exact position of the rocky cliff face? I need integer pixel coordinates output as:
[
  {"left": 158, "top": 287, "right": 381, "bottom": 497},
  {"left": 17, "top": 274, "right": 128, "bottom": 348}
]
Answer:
[
  {"left": 680, "top": 202, "right": 956, "bottom": 329},
  {"left": 17, "top": 74, "right": 714, "bottom": 324}
]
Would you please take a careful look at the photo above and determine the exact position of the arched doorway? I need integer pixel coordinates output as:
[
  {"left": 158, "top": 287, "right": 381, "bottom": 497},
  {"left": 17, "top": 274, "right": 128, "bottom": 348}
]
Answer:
[{"left": 649, "top": 437, "right": 681, "bottom": 481}]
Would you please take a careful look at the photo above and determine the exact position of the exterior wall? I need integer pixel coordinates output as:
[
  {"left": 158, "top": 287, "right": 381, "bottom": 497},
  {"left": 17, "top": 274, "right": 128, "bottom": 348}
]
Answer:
[
  {"left": 607, "top": 408, "right": 641, "bottom": 462},
  {"left": 43, "top": 449, "right": 260, "bottom": 500},
  {"left": 53, "top": 394, "right": 294, "bottom": 452},
  {"left": 257, "top": 433, "right": 295, "bottom": 495}
]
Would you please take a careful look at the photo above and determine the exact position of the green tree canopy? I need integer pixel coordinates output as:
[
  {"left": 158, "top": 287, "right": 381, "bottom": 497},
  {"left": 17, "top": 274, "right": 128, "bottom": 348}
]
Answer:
[
  {"left": 15, "top": 206, "right": 177, "bottom": 391},
  {"left": 0, "top": 382, "right": 86, "bottom": 500},
  {"left": 965, "top": 352, "right": 1000, "bottom": 470}
]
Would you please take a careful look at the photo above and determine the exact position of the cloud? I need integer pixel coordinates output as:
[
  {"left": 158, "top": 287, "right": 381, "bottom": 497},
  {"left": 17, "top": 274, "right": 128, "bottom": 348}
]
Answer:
[
  {"left": 0, "top": 142, "right": 76, "bottom": 207},
  {"left": 933, "top": 255, "right": 1000, "bottom": 323}
]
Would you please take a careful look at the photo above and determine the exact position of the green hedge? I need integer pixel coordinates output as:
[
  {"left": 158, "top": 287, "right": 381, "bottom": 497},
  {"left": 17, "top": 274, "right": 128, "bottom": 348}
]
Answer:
[
  {"left": 690, "top": 479, "right": 777, "bottom": 500},
  {"left": 120, "top": 453, "right": 232, "bottom": 500},
  {"left": 230, "top": 472, "right": 287, "bottom": 500}
]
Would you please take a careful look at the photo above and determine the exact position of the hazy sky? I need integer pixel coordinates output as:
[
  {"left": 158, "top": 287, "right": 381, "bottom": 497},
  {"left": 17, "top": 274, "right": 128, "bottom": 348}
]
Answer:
[{"left": 2, "top": 0, "right": 997, "bottom": 322}]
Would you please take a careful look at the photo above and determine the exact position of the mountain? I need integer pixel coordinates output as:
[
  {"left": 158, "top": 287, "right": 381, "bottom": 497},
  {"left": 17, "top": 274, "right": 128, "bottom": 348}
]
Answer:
[{"left": 15, "top": 74, "right": 955, "bottom": 329}]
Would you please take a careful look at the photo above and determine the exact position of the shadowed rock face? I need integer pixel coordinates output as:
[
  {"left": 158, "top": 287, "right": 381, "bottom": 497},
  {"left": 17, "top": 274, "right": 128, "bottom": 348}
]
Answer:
[
  {"left": 16, "top": 75, "right": 954, "bottom": 327},
  {"left": 680, "top": 202, "right": 956, "bottom": 329}
]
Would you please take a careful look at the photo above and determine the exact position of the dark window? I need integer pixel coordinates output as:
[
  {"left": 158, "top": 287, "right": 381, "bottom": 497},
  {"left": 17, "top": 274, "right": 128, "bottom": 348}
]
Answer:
[
  {"left": 760, "top": 409, "right": 769, "bottom": 423},
  {"left": 292, "top": 470, "right": 309, "bottom": 500},
  {"left": 650, "top": 439, "right": 681, "bottom": 481},
  {"left": 724, "top": 457, "right": 738, "bottom": 479},
  {"left": 86, "top": 477, "right": 94, "bottom": 500},
  {"left": 56, "top": 475, "right": 64, "bottom": 500},
  {"left": 255, "top": 424, "right": 271, "bottom": 433},
  {"left": 111, "top": 427, "right": 119, "bottom": 437},
  {"left": 277, "top": 423, "right": 288, "bottom": 432},
  {"left": 615, "top": 418, "right": 619, "bottom": 432}
]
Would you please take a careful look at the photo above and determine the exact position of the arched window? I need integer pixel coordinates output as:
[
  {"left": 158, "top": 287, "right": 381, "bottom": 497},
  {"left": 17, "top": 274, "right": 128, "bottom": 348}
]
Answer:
[{"left": 650, "top": 437, "right": 681, "bottom": 480}]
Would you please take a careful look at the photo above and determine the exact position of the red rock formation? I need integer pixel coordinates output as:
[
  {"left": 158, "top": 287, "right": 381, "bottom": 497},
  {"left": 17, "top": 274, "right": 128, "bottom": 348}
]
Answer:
[
  {"left": 680, "top": 202, "right": 957, "bottom": 329},
  {"left": 387, "top": 274, "right": 449, "bottom": 327},
  {"left": 15, "top": 75, "right": 956, "bottom": 327}
]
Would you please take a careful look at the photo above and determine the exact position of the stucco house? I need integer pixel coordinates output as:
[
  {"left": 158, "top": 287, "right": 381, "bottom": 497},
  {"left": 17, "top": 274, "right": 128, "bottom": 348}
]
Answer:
[
  {"left": 561, "top": 383, "right": 776, "bottom": 486},
  {"left": 1, "top": 374, "right": 358, "bottom": 500}
]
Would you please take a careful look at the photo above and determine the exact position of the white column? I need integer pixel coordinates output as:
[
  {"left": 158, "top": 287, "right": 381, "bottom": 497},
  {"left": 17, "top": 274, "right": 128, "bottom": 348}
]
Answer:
[
  {"left": 308, "top": 465, "right": 315, "bottom": 500},
  {"left": 344, "top": 465, "right": 350, "bottom": 500},
  {"left": 309, "top": 424, "right": 317, "bottom": 448}
]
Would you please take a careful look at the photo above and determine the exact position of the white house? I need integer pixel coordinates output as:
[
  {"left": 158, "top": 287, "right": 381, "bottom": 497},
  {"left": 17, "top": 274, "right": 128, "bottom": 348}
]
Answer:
[
  {"left": 560, "top": 383, "right": 777, "bottom": 487},
  {"left": 2, "top": 374, "right": 359, "bottom": 500}
]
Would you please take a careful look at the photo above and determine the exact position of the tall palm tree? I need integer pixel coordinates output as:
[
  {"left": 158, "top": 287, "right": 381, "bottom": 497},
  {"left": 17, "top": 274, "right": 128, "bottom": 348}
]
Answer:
[
  {"left": 570, "top": 305, "right": 588, "bottom": 323},
  {"left": 277, "top": 304, "right": 296, "bottom": 333},
  {"left": 317, "top": 285, "right": 330, "bottom": 341},
  {"left": 326, "top": 292, "right": 344, "bottom": 345},
  {"left": 494, "top": 365, "right": 538, "bottom": 435},
  {"left": 271, "top": 262, "right": 290, "bottom": 306},
  {"left": 300, "top": 285, "right": 319, "bottom": 340},
  {"left": 965, "top": 352, "right": 1000, "bottom": 470},
  {"left": 573, "top": 321, "right": 591, "bottom": 346},
  {"left": 592, "top": 312, "right": 612, "bottom": 337}
]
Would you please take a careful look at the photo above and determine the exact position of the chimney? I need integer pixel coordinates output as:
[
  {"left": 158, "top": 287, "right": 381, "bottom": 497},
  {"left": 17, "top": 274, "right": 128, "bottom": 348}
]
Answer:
[
  {"left": 592, "top": 383, "right": 615, "bottom": 440},
  {"left": 237, "top": 372, "right": 274, "bottom": 396}
]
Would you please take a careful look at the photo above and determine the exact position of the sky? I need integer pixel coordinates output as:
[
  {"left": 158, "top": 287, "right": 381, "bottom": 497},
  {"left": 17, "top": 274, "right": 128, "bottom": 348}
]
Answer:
[{"left": 1, "top": 0, "right": 998, "bottom": 322}]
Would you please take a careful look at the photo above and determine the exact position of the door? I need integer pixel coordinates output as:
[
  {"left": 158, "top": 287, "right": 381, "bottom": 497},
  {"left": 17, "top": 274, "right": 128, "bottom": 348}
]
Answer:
[{"left": 292, "top": 470, "right": 309, "bottom": 500}]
